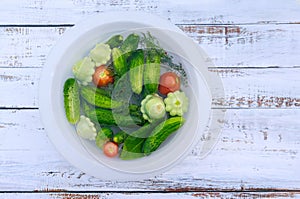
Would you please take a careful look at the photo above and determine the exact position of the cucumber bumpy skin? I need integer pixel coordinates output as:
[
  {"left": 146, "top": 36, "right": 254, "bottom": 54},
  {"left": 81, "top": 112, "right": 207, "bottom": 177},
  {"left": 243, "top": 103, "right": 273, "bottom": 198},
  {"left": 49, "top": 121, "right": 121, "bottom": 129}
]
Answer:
[
  {"left": 120, "top": 33, "right": 140, "bottom": 54},
  {"left": 84, "top": 107, "right": 145, "bottom": 127},
  {"left": 105, "top": 34, "right": 123, "bottom": 48},
  {"left": 143, "top": 117, "right": 185, "bottom": 154},
  {"left": 144, "top": 49, "right": 161, "bottom": 94},
  {"left": 112, "top": 48, "right": 127, "bottom": 78},
  {"left": 120, "top": 121, "right": 159, "bottom": 160},
  {"left": 113, "top": 131, "right": 128, "bottom": 144},
  {"left": 63, "top": 78, "right": 81, "bottom": 124},
  {"left": 80, "top": 85, "right": 123, "bottom": 109},
  {"left": 128, "top": 49, "right": 144, "bottom": 94}
]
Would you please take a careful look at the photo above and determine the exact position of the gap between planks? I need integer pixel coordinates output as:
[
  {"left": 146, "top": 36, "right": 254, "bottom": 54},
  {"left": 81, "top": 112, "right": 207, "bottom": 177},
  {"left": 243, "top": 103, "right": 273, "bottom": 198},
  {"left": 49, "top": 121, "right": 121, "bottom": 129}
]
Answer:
[
  {"left": 1, "top": 24, "right": 300, "bottom": 68},
  {"left": 1, "top": 191, "right": 300, "bottom": 199},
  {"left": 0, "top": 109, "right": 299, "bottom": 190},
  {"left": 1, "top": 22, "right": 300, "bottom": 27},
  {"left": 1, "top": 67, "right": 300, "bottom": 109},
  {"left": 0, "top": 0, "right": 300, "bottom": 25}
]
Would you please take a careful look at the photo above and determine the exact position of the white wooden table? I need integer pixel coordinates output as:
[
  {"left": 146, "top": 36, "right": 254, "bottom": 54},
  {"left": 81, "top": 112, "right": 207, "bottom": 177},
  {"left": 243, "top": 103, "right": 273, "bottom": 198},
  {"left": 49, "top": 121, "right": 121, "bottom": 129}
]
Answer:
[{"left": 1, "top": 0, "right": 300, "bottom": 198}]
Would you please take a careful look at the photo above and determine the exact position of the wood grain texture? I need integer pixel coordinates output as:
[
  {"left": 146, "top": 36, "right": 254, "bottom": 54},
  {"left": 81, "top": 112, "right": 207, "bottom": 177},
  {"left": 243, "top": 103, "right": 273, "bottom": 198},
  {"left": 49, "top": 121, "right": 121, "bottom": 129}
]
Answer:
[
  {"left": 0, "top": 0, "right": 300, "bottom": 195},
  {"left": 1, "top": 25, "right": 300, "bottom": 68},
  {"left": 1, "top": 192, "right": 300, "bottom": 199},
  {"left": 1, "top": 67, "right": 299, "bottom": 108},
  {"left": 0, "top": 109, "right": 299, "bottom": 191},
  {"left": 179, "top": 24, "right": 300, "bottom": 67},
  {"left": 0, "top": 0, "right": 300, "bottom": 25}
]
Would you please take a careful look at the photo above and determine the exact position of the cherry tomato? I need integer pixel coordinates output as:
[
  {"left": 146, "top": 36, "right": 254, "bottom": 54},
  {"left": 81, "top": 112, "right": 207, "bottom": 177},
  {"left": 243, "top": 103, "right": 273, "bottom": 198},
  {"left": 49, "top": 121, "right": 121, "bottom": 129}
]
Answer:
[
  {"left": 103, "top": 141, "right": 119, "bottom": 158},
  {"left": 92, "top": 65, "right": 114, "bottom": 87},
  {"left": 158, "top": 72, "right": 180, "bottom": 95}
]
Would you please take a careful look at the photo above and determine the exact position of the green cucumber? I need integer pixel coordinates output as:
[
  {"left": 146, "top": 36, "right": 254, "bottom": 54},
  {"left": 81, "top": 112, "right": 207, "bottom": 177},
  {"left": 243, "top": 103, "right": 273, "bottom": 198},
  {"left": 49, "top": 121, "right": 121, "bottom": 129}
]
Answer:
[
  {"left": 80, "top": 86, "right": 122, "bottom": 109},
  {"left": 83, "top": 96, "right": 141, "bottom": 119},
  {"left": 120, "top": 33, "right": 140, "bottom": 54},
  {"left": 113, "top": 104, "right": 142, "bottom": 118},
  {"left": 95, "top": 127, "right": 113, "bottom": 149},
  {"left": 113, "top": 131, "right": 128, "bottom": 144},
  {"left": 120, "top": 121, "right": 160, "bottom": 160},
  {"left": 143, "top": 117, "right": 185, "bottom": 154},
  {"left": 63, "top": 78, "right": 80, "bottom": 124},
  {"left": 105, "top": 34, "right": 123, "bottom": 48},
  {"left": 112, "top": 48, "right": 127, "bottom": 77},
  {"left": 84, "top": 107, "right": 145, "bottom": 127},
  {"left": 144, "top": 49, "right": 161, "bottom": 94},
  {"left": 80, "top": 85, "right": 111, "bottom": 97},
  {"left": 128, "top": 49, "right": 144, "bottom": 94}
]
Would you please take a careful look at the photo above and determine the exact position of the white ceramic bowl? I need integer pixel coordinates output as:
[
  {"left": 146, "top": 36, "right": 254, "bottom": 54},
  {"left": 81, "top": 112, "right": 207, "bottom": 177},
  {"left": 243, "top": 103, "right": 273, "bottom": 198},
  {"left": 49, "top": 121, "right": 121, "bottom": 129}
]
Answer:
[{"left": 39, "top": 12, "right": 212, "bottom": 180}]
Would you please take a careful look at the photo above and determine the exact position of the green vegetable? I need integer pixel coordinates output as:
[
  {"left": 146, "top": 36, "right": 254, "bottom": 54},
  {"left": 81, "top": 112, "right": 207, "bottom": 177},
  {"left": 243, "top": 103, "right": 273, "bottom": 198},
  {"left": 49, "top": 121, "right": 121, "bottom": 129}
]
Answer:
[
  {"left": 80, "top": 85, "right": 122, "bottom": 109},
  {"left": 76, "top": 115, "right": 97, "bottom": 140},
  {"left": 95, "top": 127, "right": 113, "bottom": 149},
  {"left": 113, "top": 131, "right": 128, "bottom": 144},
  {"left": 120, "top": 121, "right": 160, "bottom": 160},
  {"left": 141, "top": 32, "right": 165, "bottom": 57},
  {"left": 113, "top": 104, "right": 142, "bottom": 118},
  {"left": 120, "top": 33, "right": 140, "bottom": 54},
  {"left": 80, "top": 85, "right": 111, "bottom": 97},
  {"left": 84, "top": 107, "right": 145, "bottom": 127},
  {"left": 143, "top": 117, "right": 185, "bottom": 154},
  {"left": 144, "top": 49, "right": 161, "bottom": 94},
  {"left": 63, "top": 78, "right": 80, "bottom": 124},
  {"left": 128, "top": 49, "right": 144, "bottom": 94},
  {"left": 72, "top": 57, "right": 95, "bottom": 86},
  {"left": 83, "top": 96, "right": 141, "bottom": 119},
  {"left": 140, "top": 94, "right": 166, "bottom": 123},
  {"left": 112, "top": 48, "right": 127, "bottom": 77},
  {"left": 89, "top": 43, "right": 111, "bottom": 66},
  {"left": 164, "top": 91, "right": 189, "bottom": 116},
  {"left": 105, "top": 35, "right": 123, "bottom": 48}
]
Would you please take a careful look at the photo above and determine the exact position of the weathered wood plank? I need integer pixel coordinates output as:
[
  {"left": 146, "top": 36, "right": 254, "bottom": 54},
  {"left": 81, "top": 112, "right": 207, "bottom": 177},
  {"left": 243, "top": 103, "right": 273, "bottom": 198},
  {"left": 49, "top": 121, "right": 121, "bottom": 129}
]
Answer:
[
  {"left": 1, "top": 192, "right": 300, "bottom": 199},
  {"left": 0, "top": 27, "right": 65, "bottom": 68},
  {"left": 0, "top": 109, "right": 299, "bottom": 191},
  {"left": 0, "top": 0, "right": 300, "bottom": 25},
  {"left": 1, "top": 24, "right": 300, "bottom": 68},
  {"left": 1, "top": 67, "right": 299, "bottom": 108},
  {"left": 179, "top": 24, "right": 300, "bottom": 67},
  {"left": 0, "top": 68, "right": 39, "bottom": 108}
]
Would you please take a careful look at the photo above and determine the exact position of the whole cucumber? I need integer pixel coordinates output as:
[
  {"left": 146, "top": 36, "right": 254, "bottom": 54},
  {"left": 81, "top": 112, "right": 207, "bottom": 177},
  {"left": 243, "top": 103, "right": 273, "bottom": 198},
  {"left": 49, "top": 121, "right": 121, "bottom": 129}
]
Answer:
[
  {"left": 105, "top": 34, "right": 123, "bottom": 48},
  {"left": 112, "top": 48, "right": 127, "bottom": 77},
  {"left": 80, "top": 86, "right": 122, "bottom": 109},
  {"left": 128, "top": 49, "right": 144, "bottom": 94},
  {"left": 120, "top": 121, "right": 159, "bottom": 160},
  {"left": 63, "top": 78, "right": 80, "bottom": 124},
  {"left": 120, "top": 33, "right": 140, "bottom": 54},
  {"left": 82, "top": 96, "right": 142, "bottom": 119},
  {"left": 80, "top": 85, "right": 111, "bottom": 97},
  {"left": 84, "top": 107, "right": 145, "bottom": 127},
  {"left": 144, "top": 49, "right": 161, "bottom": 94},
  {"left": 143, "top": 117, "right": 185, "bottom": 154},
  {"left": 113, "top": 131, "right": 128, "bottom": 144}
]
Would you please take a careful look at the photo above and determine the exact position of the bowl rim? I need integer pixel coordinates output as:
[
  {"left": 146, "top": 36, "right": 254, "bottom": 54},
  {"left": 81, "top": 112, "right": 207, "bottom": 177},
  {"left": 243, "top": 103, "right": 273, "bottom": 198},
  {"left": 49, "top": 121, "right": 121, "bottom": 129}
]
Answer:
[{"left": 39, "top": 11, "right": 212, "bottom": 180}]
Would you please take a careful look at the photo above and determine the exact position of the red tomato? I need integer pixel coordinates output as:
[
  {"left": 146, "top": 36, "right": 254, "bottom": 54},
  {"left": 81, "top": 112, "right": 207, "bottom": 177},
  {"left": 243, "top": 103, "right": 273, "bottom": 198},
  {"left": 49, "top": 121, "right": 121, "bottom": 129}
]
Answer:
[
  {"left": 103, "top": 142, "right": 119, "bottom": 158},
  {"left": 158, "top": 72, "right": 180, "bottom": 95},
  {"left": 93, "top": 65, "right": 114, "bottom": 87}
]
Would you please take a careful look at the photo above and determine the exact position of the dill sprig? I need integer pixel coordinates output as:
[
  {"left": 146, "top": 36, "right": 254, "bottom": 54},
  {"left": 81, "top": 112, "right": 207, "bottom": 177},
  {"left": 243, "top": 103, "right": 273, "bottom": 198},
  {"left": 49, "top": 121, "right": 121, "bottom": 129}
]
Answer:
[{"left": 140, "top": 32, "right": 188, "bottom": 86}]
